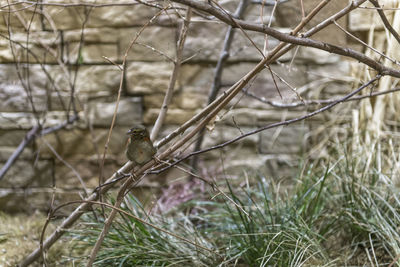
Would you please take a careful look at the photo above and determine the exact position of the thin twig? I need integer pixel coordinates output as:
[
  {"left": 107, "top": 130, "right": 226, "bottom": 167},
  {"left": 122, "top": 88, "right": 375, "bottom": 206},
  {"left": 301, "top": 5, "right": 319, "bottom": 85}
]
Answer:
[
  {"left": 369, "top": 0, "right": 400, "bottom": 46},
  {"left": 244, "top": 87, "right": 400, "bottom": 108},
  {"left": 333, "top": 20, "right": 399, "bottom": 66},
  {"left": 151, "top": 76, "right": 381, "bottom": 173},
  {"left": 0, "top": 125, "right": 39, "bottom": 181},
  {"left": 0, "top": 114, "right": 79, "bottom": 181},
  {"left": 189, "top": 0, "right": 249, "bottom": 172},
  {"left": 20, "top": 1, "right": 370, "bottom": 264},
  {"left": 86, "top": 7, "right": 168, "bottom": 266},
  {"left": 151, "top": 8, "right": 192, "bottom": 141},
  {"left": 39, "top": 199, "right": 218, "bottom": 257},
  {"left": 171, "top": 0, "right": 400, "bottom": 78},
  {"left": 41, "top": 138, "right": 89, "bottom": 197}
]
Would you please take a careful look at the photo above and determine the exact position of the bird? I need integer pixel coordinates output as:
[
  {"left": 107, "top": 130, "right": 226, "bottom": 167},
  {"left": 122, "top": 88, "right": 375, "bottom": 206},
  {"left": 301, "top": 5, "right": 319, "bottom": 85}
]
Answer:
[{"left": 125, "top": 125, "right": 157, "bottom": 166}]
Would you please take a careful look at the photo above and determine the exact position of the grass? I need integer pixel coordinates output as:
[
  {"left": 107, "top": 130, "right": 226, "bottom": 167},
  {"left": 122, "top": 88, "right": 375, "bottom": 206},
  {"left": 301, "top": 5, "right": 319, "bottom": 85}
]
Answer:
[
  {"left": 66, "top": 141, "right": 400, "bottom": 266},
  {"left": 0, "top": 211, "right": 66, "bottom": 266}
]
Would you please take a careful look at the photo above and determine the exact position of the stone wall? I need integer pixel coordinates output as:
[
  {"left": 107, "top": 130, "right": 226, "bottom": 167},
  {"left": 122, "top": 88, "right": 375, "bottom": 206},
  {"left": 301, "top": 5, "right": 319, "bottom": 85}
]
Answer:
[{"left": 0, "top": 0, "right": 358, "bottom": 212}]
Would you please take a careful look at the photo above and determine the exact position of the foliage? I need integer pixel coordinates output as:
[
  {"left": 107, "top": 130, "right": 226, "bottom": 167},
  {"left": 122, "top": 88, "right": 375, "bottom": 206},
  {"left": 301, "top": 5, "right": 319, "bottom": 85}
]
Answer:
[{"left": 67, "top": 140, "right": 400, "bottom": 266}]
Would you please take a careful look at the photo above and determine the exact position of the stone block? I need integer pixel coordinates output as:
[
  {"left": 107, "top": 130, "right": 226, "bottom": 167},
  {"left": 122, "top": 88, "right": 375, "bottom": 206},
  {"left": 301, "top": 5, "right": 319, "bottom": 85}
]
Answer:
[
  {"left": 63, "top": 27, "right": 119, "bottom": 43},
  {"left": 0, "top": 64, "right": 48, "bottom": 111},
  {"left": 0, "top": 5, "right": 42, "bottom": 31},
  {"left": 64, "top": 26, "right": 176, "bottom": 62},
  {"left": 0, "top": 146, "right": 33, "bottom": 161},
  {"left": 297, "top": 47, "right": 340, "bottom": 64},
  {"left": 0, "top": 188, "right": 83, "bottom": 213},
  {"left": 65, "top": 43, "right": 118, "bottom": 64},
  {"left": 143, "top": 93, "right": 173, "bottom": 109},
  {"left": 178, "top": 62, "right": 308, "bottom": 101},
  {"left": 0, "top": 113, "right": 36, "bottom": 130},
  {"left": 119, "top": 26, "right": 176, "bottom": 61},
  {"left": 306, "top": 61, "right": 353, "bottom": 98},
  {"left": 176, "top": 92, "right": 207, "bottom": 109},
  {"left": 126, "top": 61, "right": 174, "bottom": 94},
  {"left": 202, "top": 125, "right": 259, "bottom": 149},
  {"left": 35, "top": 127, "right": 130, "bottom": 158},
  {"left": 0, "top": 64, "right": 87, "bottom": 112},
  {"left": 259, "top": 124, "right": 309, "bottom": 154},
  {"left": 348, "top": 1, "right": 396, "bottom": 32},
  {"left": 0, "top": 131, "right": 28, "bottom": 147},
  {"left": 143, "top": 91, "right": 207, "bottom": 110},
  {"left": 52, "top": 157, "right": 119, "bottom": 189},
  {"left": 220, "top": 108, "right": 309, "bottom": 126},
  {"left": 183, "top": 21, "right": 286, "bottom": 62},
  {"left": 0, "top": 31, "right": 61, "bottom": 63},
  {"left": 178, "top": 64, "right": 214, "bottom": 93},
  {"left": 42, "top": 0, "right": 170, "bottom": 30},
  {"left": 86, "top": 97, "right": 142, "bottom": 127},
  {"left": 74, "top": 65, "right": 122, "bottom": 94},
  {"left": 275, "top": 0, "right": 347, "bottom": 46},
  {"left": 0, "top": 159, "right": 53, "bottom": 188},
  {"left": 143, "top": 108, "right": 197, "bottom": 125}
]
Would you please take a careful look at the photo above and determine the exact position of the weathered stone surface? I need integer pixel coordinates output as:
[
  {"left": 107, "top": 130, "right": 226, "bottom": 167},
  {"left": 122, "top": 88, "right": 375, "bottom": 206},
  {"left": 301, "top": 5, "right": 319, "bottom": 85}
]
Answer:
[
  {"left": 0, "top": 160, "right": 53, "bottom": 188},
  {"left": 178, "top": 64, "right": 214, "bottom": 93},
  {"left": 202, "top": 125, "right": 259, "bottom": 149},
  {"left": 143, "top": 108, "right": 197, "bottom": 124},
  {"left": 245, "top": 4, "right": 275, "bottom": 25},
  {"left": 0, "top": 64, "right": 65, "bottom": 112},
  {"left": 259, "top": 124, "right": 309, "bottom": 154},
  {"left": 43, "top": 0, "right": 169, "bottom": 30},
  {"left": 0, "top": 188, "right": 84, "bottom": 213},
  {"left": 0, "top": 113, "right": 36, "bottom": 130},
  {"left": 87, "top": 97, "right": 142, "bottom": 127},
  {"left": 0, "top": 31, "right": 61, "bottom": 63},
  {"left": 220, "top": 108, "right": 309, "bottom": 126},
  {"left": 35, "top": 127, "right": 131, "bottom": 158},
  {"left": 0, "top": 64, "right": 42, "bottom": 111},
  {"left": 183, "top": 21, "right": 285, "bottom": 62},
  {"left": 297, "top": 47, "right": 340, "bottom": 64},
  {"left": 0, "top": 131, "right": 28, "bottom": 147},
  {"left": 64, "top": 27, "right": 119, "bottom": 43},
  {"left": 0, "top": 6, "right": 42, "bottom": 31},
  {"left": 120, "top": 26, "right": 176, "bottom": 61},
  {"left": 0, "top": 146, "right": 33, "bottom": 161},
  {"left": 348, "top": 1, "right": 394, "bottom": 31},
  {"left": 307, "top": 61, "right": 353, "bottom": 97},
  {"left": 126, "top": 61, "right": 174, "bottom": 94},
  {"left": 176, "top": 92, "right": 207, "bottom": 109},
  {"left": 74, "top": 65, "right": 121, "bottom": 94},
  {"left": 275, "top": 0, "right": 347, "bottom": 46},
  {"left": 143, "top": 93, "right": 172, "bottom": 109},
  {"left": 64, "top": 26, "right": 176, "bottom": 62},
  {"left": 65, "top": 43, "right": 119, "bottom": 64},
  {"left": 0, "top": 0, "right": 357, "bottom": 213},
  {"left": 53, "top": 157, "right": 119, "bottom": 189},
  {"left": 143, "top": 91, "right": 206, "bottom": 110},
  {"left": 179, "top": 62, "right": 308, "bottom": 102}
]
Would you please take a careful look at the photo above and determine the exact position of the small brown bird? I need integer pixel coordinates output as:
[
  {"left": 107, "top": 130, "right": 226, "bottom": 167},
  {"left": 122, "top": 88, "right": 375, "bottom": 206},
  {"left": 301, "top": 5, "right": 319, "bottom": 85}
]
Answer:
[{"left": 126, "top": 125, "right": 156, "bottom": 166}]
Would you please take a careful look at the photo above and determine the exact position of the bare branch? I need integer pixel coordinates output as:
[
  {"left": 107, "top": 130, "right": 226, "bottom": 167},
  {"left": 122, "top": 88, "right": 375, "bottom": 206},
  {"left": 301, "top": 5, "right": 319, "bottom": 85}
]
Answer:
[
  {"left": 244, "top": 87, "right": 400, "bottom": 108},
  {"left": 152, "top": 76, "right": 382, "bottom": 173},
  {"left": 87, "top": 7, "right": 170, "bottom": 266},
  {"left": 0, "top": 114, "right": 79, "bottom": 182},
  {"left": 0, "top": 125, "right": 39, "bottom": 181},
  {"left": 190, "top": 0, "right": 250, "bottom": 172},
  {"left": 369, "top": 0, "right": 400, "bottom": 46},
  {"left": 150, "top": 8, "right": 192, "bottom": 141},
  {"left": 19, "top": 0, "right": 379, "bottom": 264},
  {"left": 170, "top": 0, "right": 400, "bottom": 78}
]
